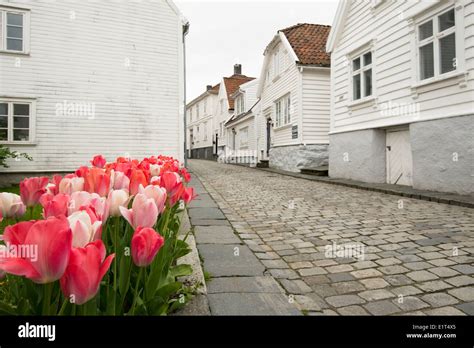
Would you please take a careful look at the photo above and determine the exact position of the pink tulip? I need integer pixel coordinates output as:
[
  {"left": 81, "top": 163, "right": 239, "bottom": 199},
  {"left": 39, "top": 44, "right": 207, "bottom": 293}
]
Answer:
[
  {"left": 149, "top": 164, "right": 162, "bottom": 177},
  {"left": 68, "top": 191, "right": 103, "bottom": 214},
  {"left": 106, "top": 189, "right": 129, "bottom": 217},
  {"left": 40, "top": 193, "right": 70, "bottom": 218},
  {"left": 0, "top": 217, "right": 72, "bottom": 284},
  {"left": 131, "top": 227, "right": 164, "bottom": 267},
  {"left": 160, "top": 172, "right": 183, "bottom": 197},
  {"left": 182, "top": 187, "right": 196, "bottom": 204},
  {"left": 119, "top": 194, "right": 158, "bottom": 230},
  {"left": 138, "top": 185, "right": 167, "bottom": 214},
  {"left": 59, "top": 176, "right": 85, "bottom": 195},
  {"left": 129, "top": 169, "right": 148, "bottom": 196},
  {"left": 0, "top": 192, "right": 26, "bottom": 218},
  {"left": 83, "top": 167, "right": 111, "bottom": 197},
  {"left": 45, "top": 175, "right": 63, "bottom": 196},
  {"left": 20, "top": 177, "right": 49, "bottom": 207},
  {"left": 111, "top": 170, "right": 130, "bottom": 191},
  {"left": 60, "top": 240, "right": 114, "bottom": 305},
  {"left": 91, "top": 155, "right": 107, "bottom": 169},
  {"left": 67, "top": 208, "right": 102, "bottom": 248}
]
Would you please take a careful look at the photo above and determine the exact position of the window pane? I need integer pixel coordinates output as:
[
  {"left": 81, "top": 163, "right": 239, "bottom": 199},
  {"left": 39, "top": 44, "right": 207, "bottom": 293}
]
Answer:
[
  {"left": 353, "top": 74, "right": 361, "bottom": 100},
  {"left": 440, "top": 33, "right": 456, "bottom": 74},
  {"left": 419, "top": 20, "right": 433, "bottom": 40},
  {"left": 439, "top": 9, "right": 455, "bottom": 32},
  {"left": 420, "top": 43, "right": 434, "bottom": 80},
  {"left": 0, "top": 129, "right": 7, "bottom": 141},
  {"left": 13, "top": 129, "right": 29, "bottom": 141},
  {"left": 0, "top": 116, "right": 8, "bottom": 128},
  {"left": 0, "top": 104, "right": 8, "bottom": 116},
  {"left": 14, "top": 116, "right": 29, "bottom": 128},
  {"left": 7, "top": 38, "right": 23, "bottom": 51},
  {"left": 364, "top": 69, "right": 372, "bottom": 97},
  {"left": 7, "top": 26, "right": 23, "bottom": 39},
  {"left": 14, "top": 104, "right": 29, "bottom": 116},
  {"left": 7, "top": 13, "right": 23, "bottom": 26},
  {"left": 363, "top": 52, "right": 372, "bottom": 66},
  {"left": 352, "top": 57, "right": 360, "bottom": 71}
]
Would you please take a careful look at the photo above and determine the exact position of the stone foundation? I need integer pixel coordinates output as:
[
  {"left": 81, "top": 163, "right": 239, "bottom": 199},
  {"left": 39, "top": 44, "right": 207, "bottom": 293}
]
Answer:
[
  {"left": 329, "top": 115, "right": 474, "bottom": 195},
  {"left": 190, "top": 147, "right": 215, "bottom": 160},
  {"left": 269, "top": 144, "right": 328, "bottom": 173}
]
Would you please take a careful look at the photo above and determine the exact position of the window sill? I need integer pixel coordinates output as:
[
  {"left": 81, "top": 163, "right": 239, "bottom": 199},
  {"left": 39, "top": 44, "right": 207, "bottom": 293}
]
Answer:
[
  {"left": 0, "top": 50, "right": 30, "bottom": 56},
  {"left": 348, "top": 96, "right": 376, "bottom": 108},
  {"left": 0, "top": 141, "right": 36, "bottom": 146},
  {"left": 411, "top": 70, "right": 467, "bottom": 90},
  {"left": 273, "top": 123, "right": 292, "bottom": 131}
]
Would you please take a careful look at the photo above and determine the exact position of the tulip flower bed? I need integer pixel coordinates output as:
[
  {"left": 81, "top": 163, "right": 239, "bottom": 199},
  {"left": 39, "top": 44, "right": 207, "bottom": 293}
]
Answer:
[{"left": 0, "top": 155, "right": 196, "bottom": 315}]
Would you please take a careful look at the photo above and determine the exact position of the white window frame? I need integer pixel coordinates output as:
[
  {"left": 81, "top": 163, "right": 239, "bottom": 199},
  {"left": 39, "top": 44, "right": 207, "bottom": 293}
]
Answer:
[
  {"left": 196, "top": 103, "right": 200, "bottom": 119},
  {"left": 351, "top": 50, "right": 373, "bottom": 102},
  {"left": 415, "top": 5, "right": 460, "bottom": 83},
  {"left": 273, "top": 50, "right": 280, "bottom": 77},
  {"left": 204, "top": 122, "right": 208, "bottom": 141},
  {"left": 0, "top": 6, "right": 30, "bottom": 54},
  {"left": 0, "top": 98, "right": 36, "bottom": 144},
  {"left": 274, "top": 94, "right": 291, "bottom": 128},
  {"left": 189, "top": 107, "right": 193, "bottom": 122},
  {"left": 203, "top": 99, "right": 207, "bottom": 114}
]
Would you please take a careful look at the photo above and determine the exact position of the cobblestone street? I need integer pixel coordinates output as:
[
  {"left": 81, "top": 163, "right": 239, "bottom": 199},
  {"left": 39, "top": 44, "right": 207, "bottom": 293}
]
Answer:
[{"left": 189, "top": 159, "right": 474, "bottom": 315}]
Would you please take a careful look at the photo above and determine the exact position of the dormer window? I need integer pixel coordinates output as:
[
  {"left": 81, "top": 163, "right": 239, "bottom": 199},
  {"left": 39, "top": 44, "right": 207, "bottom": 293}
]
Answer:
[{"left": 235, "top": 95, "right": 245, "bottom": 115}]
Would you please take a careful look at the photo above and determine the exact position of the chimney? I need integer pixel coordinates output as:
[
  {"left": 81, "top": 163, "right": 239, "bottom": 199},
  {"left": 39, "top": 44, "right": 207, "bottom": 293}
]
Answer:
[
  {"left": 234, "top": 64, "right": 242, "bottom": 75},
  {"left": 206, "top": 85, "right": 212, "bottom": 91}
]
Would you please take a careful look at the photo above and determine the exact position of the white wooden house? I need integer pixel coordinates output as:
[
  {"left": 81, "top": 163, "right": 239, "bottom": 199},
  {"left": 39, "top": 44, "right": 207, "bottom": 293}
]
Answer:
[
  {"left": 224, "top": 79, "right": 260, "bottom": 163},
  {"left": 186, "top": 83, "right": 220, "bottom": 160},
  {"left": 257, "top": 23, "right": 331, "bottom": 172},
  {"left": 327, "top": 0, "right": 473, "bottom": 195},
  {"left": 0, "top": 0, "right": 188, "bottom": 180}
]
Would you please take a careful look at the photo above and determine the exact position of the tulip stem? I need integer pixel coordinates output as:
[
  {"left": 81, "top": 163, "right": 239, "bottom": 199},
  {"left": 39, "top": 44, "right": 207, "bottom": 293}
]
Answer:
[
  {"left": 113, "top": 216, "right": 120, "bottom": 315},
  {"left": 42, "top": 282, "right": 53, "bottom": 316},
  {"left": 130, "top": 268, "right": 143, "bottom": 315},
  {"left": 58, "top": 298, "right": 68, "bottom": 316}
]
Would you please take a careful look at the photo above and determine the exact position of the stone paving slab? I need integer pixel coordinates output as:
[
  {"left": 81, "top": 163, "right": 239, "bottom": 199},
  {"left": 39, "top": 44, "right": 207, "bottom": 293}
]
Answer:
[
  {"left": 188, "top": 193, "right": 217, "bottom": 208},
  {"left": 207, "top": 293, "right": 301, "bottom": 315},
  {"left": 190, "top": 219, "right": 231, "bottom": 226},
  {"left": 188, "top": 207, "right": 226, "bottom": 220},
  {"left": 207, "top": 276, "right": 283, "bottom": 294},
  {"left": 194, "top": 225, "right": 241, "bottom": 244},
  {"left": 197, "top": 244, "right": 265, "bottom": 277}
]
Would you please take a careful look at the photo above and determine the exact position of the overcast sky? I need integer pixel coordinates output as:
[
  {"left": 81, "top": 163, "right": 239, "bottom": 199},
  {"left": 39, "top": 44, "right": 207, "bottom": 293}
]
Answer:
[{"left": 175, "top": 0, "right": 339, "bottom": 102}]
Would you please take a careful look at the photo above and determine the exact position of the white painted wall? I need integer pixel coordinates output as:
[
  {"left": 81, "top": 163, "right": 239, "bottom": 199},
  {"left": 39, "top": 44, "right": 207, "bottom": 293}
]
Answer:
[
  {"left": 329, "top": 0, "right": 474, "bottom": 134},
  {"left": 259, "top": 40, "right": 300, "bottom": 147},
  {"left": 0, "top": 0, "right": 186, "bottom": 172},
  {"left": 215, "top": 82, "right": 232, "bottom": 148},
  {"left": 301, "top": 68, "right": 331, "bottom": 144},
  {"left": 186, "top": 92, "right": 217, "bottom": 150}
]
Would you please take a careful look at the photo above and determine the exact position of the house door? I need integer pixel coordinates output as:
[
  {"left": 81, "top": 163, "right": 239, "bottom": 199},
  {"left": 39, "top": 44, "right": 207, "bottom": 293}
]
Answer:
[
  {"left": 266, "top": 118, "right": 271, "bottom": 157},
  {"left": 386, "top": 129, "right": 413, "bottom": 186}
]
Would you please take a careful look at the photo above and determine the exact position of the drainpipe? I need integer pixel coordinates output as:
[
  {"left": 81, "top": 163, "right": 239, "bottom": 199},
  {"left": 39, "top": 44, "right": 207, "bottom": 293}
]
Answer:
[{"left": 183, "top": 22, "right": 190, "bottom": 167}]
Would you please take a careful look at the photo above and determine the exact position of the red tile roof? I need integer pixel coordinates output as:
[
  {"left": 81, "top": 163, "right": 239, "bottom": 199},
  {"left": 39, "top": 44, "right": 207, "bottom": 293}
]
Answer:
[
  {"left": 280, "top": 23, "right": 331, "bottom": 67},
  {"left": 223, "top": 75, "right": 255, "bottom": 110}
]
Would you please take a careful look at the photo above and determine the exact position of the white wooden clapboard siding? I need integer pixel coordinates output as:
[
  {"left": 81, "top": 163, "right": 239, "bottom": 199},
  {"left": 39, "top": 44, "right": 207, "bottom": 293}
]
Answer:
[
  {"left": 330, "top": 0, "right": 474, "bottom": 135},
  {"left": 260, "top": 43, "right": 300, "bottom": 147},
  {"left": 301, "top": 68, "right": 330, "bottom": 144},
  {"left": 1, "top": 0, "right": 185, "bottom": 172}
]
